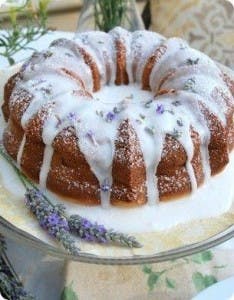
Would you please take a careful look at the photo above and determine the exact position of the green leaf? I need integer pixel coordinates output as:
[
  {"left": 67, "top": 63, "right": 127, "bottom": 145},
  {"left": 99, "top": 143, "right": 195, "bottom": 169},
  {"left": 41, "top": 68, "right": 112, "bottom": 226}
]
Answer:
[
  {"left": 192, "top": 272, "right": 217, "bottom": 292},
  {"left": 0, "top": 38, "right": 7, "bottom": 46},
  {"left": 60, "top": 282, "right": 78, "bottom": 300},
  {"left": 165, "top": 277, "right": 176, "bottom": 289},
  {"left": 7, "top": 57, "right": 15, "bottom": 66},
  {"left": 201, "top": 251, "right": 213, "bottom": 261},
  {"left": 204, "top": 275, "right": 217, "bottom": 287},
  {"left": 147, "top": 272, "right": 162, "bottom": 291},
  {"left": 192, "top": 272, "right": 206, "bottom": 291},
  {"left": 191, "top": 251, "right": 213, "bottom": 264},
  {"left": 142, "top": 265, "right": 152, "bottom": 274}
]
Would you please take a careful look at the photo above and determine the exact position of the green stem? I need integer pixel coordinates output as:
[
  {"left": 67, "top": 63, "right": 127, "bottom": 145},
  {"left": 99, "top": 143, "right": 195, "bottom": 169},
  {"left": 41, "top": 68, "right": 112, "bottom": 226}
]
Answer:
[
  {"left": 0, "top": 147, "right": 27, "bottom": 189},
  {"left": 0, "top": 0, "right": 49, "bottom": 65},
  {"left": 94, "top": 0, "right": 128, "bottom": 32}
]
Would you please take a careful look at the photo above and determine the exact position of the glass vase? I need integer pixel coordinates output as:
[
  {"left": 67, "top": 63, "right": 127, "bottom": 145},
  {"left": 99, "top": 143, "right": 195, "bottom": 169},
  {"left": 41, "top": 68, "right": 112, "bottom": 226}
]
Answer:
[{"left": 76, "top": 0, "right": 144, "bottom": 33}]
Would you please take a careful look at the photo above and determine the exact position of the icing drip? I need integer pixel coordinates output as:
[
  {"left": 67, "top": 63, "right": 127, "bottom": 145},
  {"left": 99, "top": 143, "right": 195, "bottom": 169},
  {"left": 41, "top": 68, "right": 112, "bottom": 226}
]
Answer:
[
  {"left": 17, "top": 134, "right": 26, "bottom": 168},
  {"left": 39, "top": 145, "right": 54, "bottom": 188},
  {"left": 145, "top": 134, "right": 164, "bottom": 205},
  {"left": 186, "top": 162, "right": 197, "bottom": 192}
]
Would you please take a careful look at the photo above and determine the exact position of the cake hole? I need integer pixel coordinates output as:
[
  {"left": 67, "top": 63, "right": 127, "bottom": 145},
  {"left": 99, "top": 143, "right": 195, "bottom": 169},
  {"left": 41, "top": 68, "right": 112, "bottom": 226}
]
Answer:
[{"left": 93, "top": 84, "right": 153, "bottom": 105}]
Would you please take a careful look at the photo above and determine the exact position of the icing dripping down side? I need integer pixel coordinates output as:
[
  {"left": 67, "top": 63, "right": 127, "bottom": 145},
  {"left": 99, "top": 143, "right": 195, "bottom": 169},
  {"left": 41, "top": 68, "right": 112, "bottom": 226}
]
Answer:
[
  {"left": 39, "top": 145, "right": 54, "bottom": 188},
  {"left": 17, "top": 134, "right": 26, "bottom": 168}
]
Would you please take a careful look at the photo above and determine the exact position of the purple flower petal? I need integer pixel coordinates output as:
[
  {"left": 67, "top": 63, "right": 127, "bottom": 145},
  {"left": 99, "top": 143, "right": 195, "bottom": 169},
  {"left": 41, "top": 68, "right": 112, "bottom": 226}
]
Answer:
[
  {"left": 47, "top": 213, "right": 61, "bottom": 226},
  {"left": 39, "top": 218, "right": 47, "bottom": 229},
  {"left": 106, "top": 112, "right": 116, "bottom": 122},
  {"left": 81, "top": 219, "right": 92, "bottom": 229},
  {"left": 101, "top": 179, "right": 110, "bottom": 192},
  {"left": 84, "top": 232, "right": 95, "bottom": 242},
  {"left": 68, "top": 112, "right": 79, "bottom": 122},
  {"left": 86, "top": 130, "right": 94, "bottom": 139},
  {"left": 156, "top": 104, "right": 164, "bottom": 114},
  {"left": 97, "top": 224, "right": 106, "bottom": 234},
  {"left": 59, "top": 218, "right": 69, "bottom": 230}
]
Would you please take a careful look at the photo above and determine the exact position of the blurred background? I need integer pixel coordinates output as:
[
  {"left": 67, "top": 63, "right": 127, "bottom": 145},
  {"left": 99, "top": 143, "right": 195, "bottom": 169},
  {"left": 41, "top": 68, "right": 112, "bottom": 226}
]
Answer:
[{"left": 0, "top": 0, "right": 233, "bottom": 68}]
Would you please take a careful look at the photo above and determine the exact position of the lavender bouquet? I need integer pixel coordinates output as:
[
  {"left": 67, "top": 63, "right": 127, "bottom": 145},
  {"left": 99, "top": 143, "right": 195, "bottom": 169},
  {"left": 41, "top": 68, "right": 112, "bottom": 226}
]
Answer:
[{"left": 0, "top": 143, "right": 142, "bottom": 255}]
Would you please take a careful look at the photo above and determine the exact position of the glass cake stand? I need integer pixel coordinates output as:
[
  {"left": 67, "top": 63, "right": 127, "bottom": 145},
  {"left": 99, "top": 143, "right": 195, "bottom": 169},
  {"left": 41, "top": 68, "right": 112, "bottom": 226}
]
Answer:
[{"left": 0, "top": 215, "right": 233, "bottom": 265}]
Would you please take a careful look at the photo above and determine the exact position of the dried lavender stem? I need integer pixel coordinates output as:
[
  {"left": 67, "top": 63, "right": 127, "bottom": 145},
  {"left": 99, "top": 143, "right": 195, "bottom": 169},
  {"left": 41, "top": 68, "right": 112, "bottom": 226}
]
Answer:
[{"left": 68, "top": 215, "right": 142, "bottom": 248}]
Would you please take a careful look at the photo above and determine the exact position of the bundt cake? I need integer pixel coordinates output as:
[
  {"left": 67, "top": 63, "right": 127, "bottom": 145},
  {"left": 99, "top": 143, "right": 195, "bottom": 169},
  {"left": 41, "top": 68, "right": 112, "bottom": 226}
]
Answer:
[{"left": 2, "top": 27, "right": 234, "bottom": 208}]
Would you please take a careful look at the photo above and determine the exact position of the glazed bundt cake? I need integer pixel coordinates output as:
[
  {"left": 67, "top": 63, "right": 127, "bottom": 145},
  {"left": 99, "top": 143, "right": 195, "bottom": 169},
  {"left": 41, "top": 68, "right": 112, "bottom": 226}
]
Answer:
[{"left": 2, "top": 27, "right": 234, "bottom": 207}]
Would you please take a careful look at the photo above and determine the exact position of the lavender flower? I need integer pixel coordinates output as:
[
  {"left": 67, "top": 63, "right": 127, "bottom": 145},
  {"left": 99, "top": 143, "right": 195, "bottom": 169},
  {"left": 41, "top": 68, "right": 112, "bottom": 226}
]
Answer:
[
  {"left": 113, "top": 106, "right": 121, "bottom": 114},
  {"left": 156, "top": 104, "right": 165, "bottom": 114},
  {"left": 68, "top": 112, "right": 75, "bottom": 120},
  {"left": 170, "top": 128, "right": 182, "bottom": 139},
  {"left": 145, "top": 99, "right": 153, "bottom": 108},
  {"left": 65, "top": 52, "right": 73, "bottom": 57},
  {"left": 183, "top": 78, "right": 196, "bottom": 92},
  {"left": 31, "top": 78, "right": 47, "bottom": 88},
  {"left": 68, "top": 215, "right": 142, "bottom": 248},
  {"left": 100, "top": 179, "right": 111, "bottom": 192},
  {"left": 145, "top": 126, "right": 156, "bottom": 135},
  {"left": 86, "top": 130, "right": 94, "bottom": 138},
  {"left": 96, "top": 110, "right": 104, "bottom": 117},
  {"left": 67, "top": 112, "right": 79, "bottom": 123},
  {"left": 0, "top": 261, "right": 34, "bottom": 299},
  {"left": 86, "top": 130, "right": 98, "bottom": 146},
  {"left": 21, "top": 60, "right": 30, "bottom": 72},
  {"left": 172, "top": 100, "right": 181, "bottom": 106},
  {"left": 0, "top": 234, "right": 6, "bottom": 253},
  {"left": 40, "top": 86, "right": 52, "bottom": 96},
  {"left": 165, "top": 109, "right": 174, "bottom": 115},
  {"left": 0, "top": 234, "right": 33, "bottom": 299},
  {"left": 55, "top": 115, "right": 62, "bottom": 129},
  {"left": 25, "top": 189, "right": 79, "bottom": 255},
  {"left": 177, "top": 118, "right": 183, "bottom": 127},
  {"left": 186, "top": 58, "right": 199, "bottom": 65},
  {"left": 43, "top": 50, "right": 53, "bottom": 59},
  {"left": 105, "top": 111, "right": 116, "bottom": 122}
]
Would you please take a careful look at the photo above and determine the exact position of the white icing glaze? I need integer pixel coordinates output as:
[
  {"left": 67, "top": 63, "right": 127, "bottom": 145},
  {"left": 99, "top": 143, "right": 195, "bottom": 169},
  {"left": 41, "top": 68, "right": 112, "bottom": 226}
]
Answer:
[
  {"left": 7, "top": 27, "right": 234, "bottom": 208},
  {"left": 17, "top": 134, "right": 26, "bottom": 168},
  {"left": 39, "top": 145, "right": 53, "bottom": 188}
]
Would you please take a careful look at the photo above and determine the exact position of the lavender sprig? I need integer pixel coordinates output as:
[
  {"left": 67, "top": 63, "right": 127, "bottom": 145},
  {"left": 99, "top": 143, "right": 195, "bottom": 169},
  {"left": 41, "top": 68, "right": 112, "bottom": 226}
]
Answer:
[
  {"left": 68, "top": 215, "right": 142, "bottom": 248},
  {"left": 0, "top": 234, "right": 6, "bottom": 253},
  {"left": 25, "top": 189, "right": 80, "bottom": 255},
  {"left": 0, "top": 265, "right": 34, "bottom": 300},
  {"left": 0, "top": 236, "right": 33, "bottom": 299},
  {"left": 0, "top": 143, "right": 142, "bottom": 251}
]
